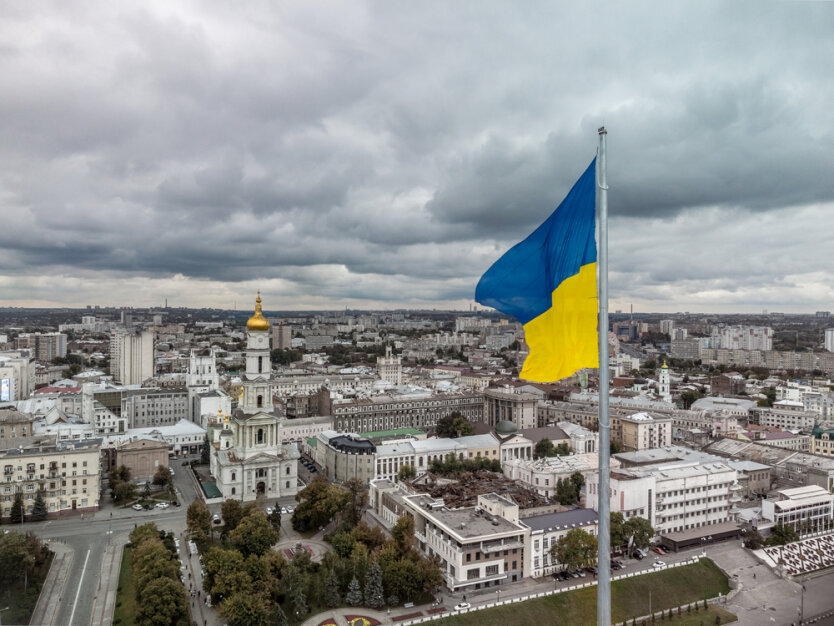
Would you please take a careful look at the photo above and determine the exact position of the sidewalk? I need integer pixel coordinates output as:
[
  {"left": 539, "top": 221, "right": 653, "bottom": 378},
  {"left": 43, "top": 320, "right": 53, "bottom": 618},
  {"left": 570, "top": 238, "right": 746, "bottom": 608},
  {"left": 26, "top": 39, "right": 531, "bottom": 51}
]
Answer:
[
  {"left": 30, "top": 541, "right": 74, "bottom": 626},
  {"left": 89, "top": 535, "right": 128, "bottom": 626},
  {"left": 183, "top": 532, "right": 225, "bottom": 626}
]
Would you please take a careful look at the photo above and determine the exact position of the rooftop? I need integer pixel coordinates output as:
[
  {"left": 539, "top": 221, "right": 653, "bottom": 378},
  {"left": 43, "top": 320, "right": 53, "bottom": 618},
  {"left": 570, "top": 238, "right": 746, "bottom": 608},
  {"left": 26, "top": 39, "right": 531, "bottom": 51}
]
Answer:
[
  {"left": 405, "top": 494, "right": 525, "bottom": 539},
  {"left": 522, "top": 508, "right": 598, "bottom": 533}
]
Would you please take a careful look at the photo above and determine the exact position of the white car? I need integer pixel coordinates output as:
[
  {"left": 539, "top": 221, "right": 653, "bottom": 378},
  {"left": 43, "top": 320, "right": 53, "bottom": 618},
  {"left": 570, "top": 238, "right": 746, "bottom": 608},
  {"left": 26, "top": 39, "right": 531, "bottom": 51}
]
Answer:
[
  {"left": 286, "top": 505, "right": 294, "bottom": 513},
  {"left": 212, "top": 514, "right": 221, "bottom": 524},
  {"left": 652, "top": 560, "right": 667, "bottom": 569},
  {"left": 132, "top": 503, "right": 144, "bottom": 511},
  {"left": 156, "top": 502, "right": 169, "bottom": 509},
  {"left": 281, "top": 506, "right": 288, "bottom": 515},
  {"left": 454, "top": 602, "right": 471, "bottom": 611}
]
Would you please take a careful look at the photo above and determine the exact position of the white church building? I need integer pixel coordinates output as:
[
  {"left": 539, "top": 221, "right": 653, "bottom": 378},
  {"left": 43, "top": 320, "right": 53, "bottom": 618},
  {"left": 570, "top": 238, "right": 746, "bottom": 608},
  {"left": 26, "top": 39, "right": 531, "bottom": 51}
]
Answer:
[{"left": 210, "top": 293, "right": 299, "bottom": 502}]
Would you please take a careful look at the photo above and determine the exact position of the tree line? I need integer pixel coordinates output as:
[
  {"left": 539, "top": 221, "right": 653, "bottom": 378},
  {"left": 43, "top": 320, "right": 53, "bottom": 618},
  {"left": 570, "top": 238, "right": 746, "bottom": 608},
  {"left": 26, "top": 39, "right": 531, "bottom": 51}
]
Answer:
[{"left": 128, "top": 523, "right": 188, "bottom": 626}]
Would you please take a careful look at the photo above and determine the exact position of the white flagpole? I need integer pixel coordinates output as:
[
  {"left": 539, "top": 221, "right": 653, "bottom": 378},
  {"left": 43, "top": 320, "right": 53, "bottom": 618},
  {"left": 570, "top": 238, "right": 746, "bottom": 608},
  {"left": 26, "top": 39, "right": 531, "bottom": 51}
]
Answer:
[{"left": 596, "top": 126, "right": 611, "bottom": 626}]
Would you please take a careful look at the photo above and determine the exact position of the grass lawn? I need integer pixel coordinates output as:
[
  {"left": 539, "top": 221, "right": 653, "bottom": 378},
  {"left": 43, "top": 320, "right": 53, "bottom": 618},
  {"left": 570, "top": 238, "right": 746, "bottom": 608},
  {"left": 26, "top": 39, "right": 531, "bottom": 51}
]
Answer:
[
  {"left": 432, "top": 559, "right": 733, "bottom": 626},
  {"left": 113, "top": 546, "right": 137, "bottom": 626},
  {"left": 0, "top": 549, "right": 53, "bottom": 625}
]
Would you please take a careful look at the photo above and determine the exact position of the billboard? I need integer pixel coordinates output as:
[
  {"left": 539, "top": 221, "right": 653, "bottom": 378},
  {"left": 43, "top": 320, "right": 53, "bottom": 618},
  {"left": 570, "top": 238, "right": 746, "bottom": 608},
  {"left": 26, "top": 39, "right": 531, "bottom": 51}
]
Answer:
[{"left": 0, "top": 378, "right": 9, "bottom": 402}]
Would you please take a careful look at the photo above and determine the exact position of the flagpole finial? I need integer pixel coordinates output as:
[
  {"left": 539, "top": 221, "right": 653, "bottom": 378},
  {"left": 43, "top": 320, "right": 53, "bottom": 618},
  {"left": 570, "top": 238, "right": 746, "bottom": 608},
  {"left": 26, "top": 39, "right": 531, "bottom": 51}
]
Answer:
[{"left": 598, "top": 126, "right": 607, "bottom": 135}]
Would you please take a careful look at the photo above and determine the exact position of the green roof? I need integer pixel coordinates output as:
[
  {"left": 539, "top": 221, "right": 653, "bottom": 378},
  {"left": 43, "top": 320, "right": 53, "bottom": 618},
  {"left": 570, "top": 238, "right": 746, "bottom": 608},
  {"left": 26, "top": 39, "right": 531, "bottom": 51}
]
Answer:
[
  {"left": 201, "top": 481, "right": 222, "bottom": 499},
  {"left": 306, "top": 437, "right": 318, "bottom": 448},
  {"left": 359, "top": 428, "right": 425, "bottom": 440}
]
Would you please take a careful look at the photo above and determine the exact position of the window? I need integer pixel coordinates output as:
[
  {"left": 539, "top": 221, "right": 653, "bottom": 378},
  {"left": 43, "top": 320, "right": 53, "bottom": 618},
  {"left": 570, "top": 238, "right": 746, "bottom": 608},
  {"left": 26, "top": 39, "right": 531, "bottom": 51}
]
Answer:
[
  {"left": 486, "top": 564, "right": 499, "bottom": 576},
  {"left": 466, "top": 553, "right": 471, "bottom": 563},
  {"left": 231, "top": 488, "right": 236, "bottom": 495},
  {"left": 286, "top": 466, "right": 290, "bottom": 475},
  {"left": 257, "top": 429, "right": 264, "bottom": 444},
  {"left": 257, "top": 395, "right": 263, "bottom": 408}
]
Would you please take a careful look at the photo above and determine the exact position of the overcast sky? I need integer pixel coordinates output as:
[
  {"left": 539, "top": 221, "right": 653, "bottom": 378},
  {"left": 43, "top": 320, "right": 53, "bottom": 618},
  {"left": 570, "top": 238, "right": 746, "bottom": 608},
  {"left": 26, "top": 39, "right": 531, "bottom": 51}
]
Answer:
[{"left": 2, "top": 1, "right": 833, "bottom": 313}]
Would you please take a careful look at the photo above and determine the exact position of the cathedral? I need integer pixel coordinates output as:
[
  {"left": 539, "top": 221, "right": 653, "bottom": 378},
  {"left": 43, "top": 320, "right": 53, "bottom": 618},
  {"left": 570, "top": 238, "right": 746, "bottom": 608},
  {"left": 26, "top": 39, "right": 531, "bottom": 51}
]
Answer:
[{"left": 210, "top": 293, "right": 299, "bottom": 502}]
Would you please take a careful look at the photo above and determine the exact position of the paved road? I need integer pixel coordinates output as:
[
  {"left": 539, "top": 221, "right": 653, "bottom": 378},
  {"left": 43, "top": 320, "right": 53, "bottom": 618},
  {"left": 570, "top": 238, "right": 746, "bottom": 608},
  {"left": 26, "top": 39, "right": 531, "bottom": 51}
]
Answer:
[{"left": 23, "top": 456, "right": 303, "bottom": 626}]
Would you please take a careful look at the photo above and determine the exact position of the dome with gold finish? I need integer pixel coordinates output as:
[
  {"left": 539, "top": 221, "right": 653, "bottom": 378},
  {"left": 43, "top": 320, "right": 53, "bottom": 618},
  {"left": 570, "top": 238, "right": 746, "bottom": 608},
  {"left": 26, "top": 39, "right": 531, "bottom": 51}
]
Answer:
[{"left": 246, "top": 291, "right": 271, "bottom": 331}]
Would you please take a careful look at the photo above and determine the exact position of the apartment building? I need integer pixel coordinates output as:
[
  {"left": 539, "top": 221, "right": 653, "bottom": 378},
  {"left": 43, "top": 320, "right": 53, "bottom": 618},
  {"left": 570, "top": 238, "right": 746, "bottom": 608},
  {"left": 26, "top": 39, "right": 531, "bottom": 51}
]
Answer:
[
  {"left": 15, "top": 332, "right": 68, "bottom": 362},
  {"left": 1, "top": 438, "right": 101, "bottom": 519},
  {"left": 110, "top": 329, "right": 154, "bottom": 385},
  {"left": 750, "top": 400, "right": 817, "bottom": 432},
  {"left": 810, "top": 423, "right": 834, "bottom": 458},
  {"left": 122, "top": 388, "right": 189, "bottom": 428},
  {"left": 618, "top": 413, "right": 673, "bottom": 451},
  {"left": 503, "top": 453, "right": 618, "bottom": 500}
]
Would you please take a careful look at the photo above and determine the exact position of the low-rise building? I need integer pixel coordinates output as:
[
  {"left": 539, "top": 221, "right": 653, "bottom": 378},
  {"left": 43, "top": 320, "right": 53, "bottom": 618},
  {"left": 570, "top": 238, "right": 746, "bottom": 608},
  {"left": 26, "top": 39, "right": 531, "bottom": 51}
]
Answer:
[
  {"left": 317, "top": 431, "right": 376, "bottom": 484},
  {"left": 588, "top": 461, "right": 737, "bottom": 534},
  {"left": 761, "top": 485, "right": 833, "bottom": 533},
  {"left": 404, "top": 491, "right": 529, "bottom": 591},
  {"left": 484, "top": 387, "right": 539, "bottom": 431},
  {"left": 524, "top": 508, "right": 599, "bottom": 577},
  {"left": 503, "top": 453, "right": 618, "bottom": 500},
  {"left": 104, "top": 435, "right": 170, "bottom": 481},
  {"left": 810, "top": 423, "right": 834, "bottom": 458}
]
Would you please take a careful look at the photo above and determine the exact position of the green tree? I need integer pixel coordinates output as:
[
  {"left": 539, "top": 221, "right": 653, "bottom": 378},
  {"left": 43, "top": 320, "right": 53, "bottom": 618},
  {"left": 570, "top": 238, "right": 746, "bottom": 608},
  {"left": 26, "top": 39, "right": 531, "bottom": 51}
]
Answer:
[
  {"left": 267, "top": 506, "right": 282, "bottom": 533},
  {"left": 352, "top": 521, "right": 387, "bottom": 552},
  {"left": 350, "top": 542, "right": 370, "bottom": 586},
  {"left": 610, "top": 440, "right": 623, "bottom": 455},
  {"left": 551, "top": 528, "right": 598, "bottom": 571},
  {"left": 534, "top": 438, "right": 556, "bottom": 459},
  {"left": 152, "top": 464, "right": 171, "bottom": 488},
  {"left": 135, "top": 576, "right": 187, "bottom": 626},
  {"left": 186, "top": 499, "right": 212, "bottom": 544},
  {"left": 570, "top": 471, "right": 585, "bottom": 501},
  {"left": 767, "top": 522, "right": 800, "bottom": 546},
  {"left": 282, "top": 564, "right": 309, "bottom": 619},
  {"left": 130, "top": 522, "right": 161, "bottom": 547},
  {"left": 221, "top": 591, "right": 272, "bottom": 626},
  {"left": 114, "top": 465, "right": 132, "bottom": 482},
  {"left": 221, "top": 499, "right": 245, "bottom": 534},
  {"left": 203, "top": 546, "right": 251, "bottom": 600},
  {"left": 624, "top": 516, "right": 655, "bottom": 550},
  {"left": 397, "top": 464, "right": 416, "bottom": 481},
  {"left": 230, "top": 509, "right": 279, "bottom": 557},
  {"left": 680, "top": 390, "right": 700, "bottom": 410},
  {"left": 344, "top": 477, "right": 368, "bottom": 529},
  {"left": 113, "top": 481, "right": 137, "bottom": 503},
  {"left": 364, "top": 561, "right": 385, "bottom": 609},
  {"left": 201, "top": 436, "right": 211, "bottom": 464},
  {"left": 610, "top": 512, "right": 627, "bottom": 553},
  {"left": 133, "top": 538, "right": 179, "bottom": 598},
  {"left": 292, "top": 477, "right": 349, "bottom": 532},
  {"left": 324, "top": 569, "right": 341, "bottom": 608},
  {"left": 347, "top": 575, "right": 363, "bottom": 607},
  {"left": 31, "top": 490, "right": 47, "bottom": 521},
  {"left": 391, "top": 515, "right": 416, "bottom": 556},
  {"left": 10, "top": 492, "right": 24, "bottom": 523},
  {"left": 143, "top": 481, "right": 152, "bottom": 499},
  {"left": 0, "top": 530, "right": 38, "bottom": 590},
  {"left": 435, "top": 412, "right": 475, "bottom": 438},
  {"left": 743, "top": 529, "right": 765, "bottom": 550},
  {"left": 555, "top": 478, "right": 579, "bottom": 505}
]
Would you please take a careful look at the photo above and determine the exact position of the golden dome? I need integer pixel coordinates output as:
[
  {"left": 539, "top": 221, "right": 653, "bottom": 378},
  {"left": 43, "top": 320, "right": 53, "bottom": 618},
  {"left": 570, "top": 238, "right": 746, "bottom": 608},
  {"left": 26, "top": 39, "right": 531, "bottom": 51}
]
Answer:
[{"left": 246, "top": 291, "right": 271, "bottom": 332}]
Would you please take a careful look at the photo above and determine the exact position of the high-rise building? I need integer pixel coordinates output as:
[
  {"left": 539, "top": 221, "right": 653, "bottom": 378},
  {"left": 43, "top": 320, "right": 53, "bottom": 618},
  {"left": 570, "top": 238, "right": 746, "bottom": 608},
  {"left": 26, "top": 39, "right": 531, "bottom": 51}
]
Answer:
[
  {"left": 711, "top": 325, "right": 773, "bottom": 351},
  {"left": 659, "top": 319, "right": 675, "bottom": 336},
  {"left": 110, "top": 329, "right": 154, "bottom": 385},
  {"left": 825, "top": 328, "right": 834, "bottom": 353},
  {"left": 272, "top": 324, "right": 293, "bottom": 350},
  {"left": 376, "top": 344, "right": 402, "bottom": 385},
  {"left": 14, "top": 332, "right": 67, "bottom": 362}
]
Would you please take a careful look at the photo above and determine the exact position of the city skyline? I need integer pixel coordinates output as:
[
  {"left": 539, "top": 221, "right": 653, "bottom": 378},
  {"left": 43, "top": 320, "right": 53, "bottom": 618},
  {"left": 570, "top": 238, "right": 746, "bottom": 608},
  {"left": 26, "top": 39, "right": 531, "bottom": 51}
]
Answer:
[{"left": 2, "top": 2, "right": 833, "bottom": 313}]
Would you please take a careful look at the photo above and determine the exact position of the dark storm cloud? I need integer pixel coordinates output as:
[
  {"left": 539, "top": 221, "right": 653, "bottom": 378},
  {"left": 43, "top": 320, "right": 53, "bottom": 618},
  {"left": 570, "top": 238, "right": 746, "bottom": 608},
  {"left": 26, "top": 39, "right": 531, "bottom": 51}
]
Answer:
[{"left": 1, "top": 1, "right": 834, "bottom": 310}]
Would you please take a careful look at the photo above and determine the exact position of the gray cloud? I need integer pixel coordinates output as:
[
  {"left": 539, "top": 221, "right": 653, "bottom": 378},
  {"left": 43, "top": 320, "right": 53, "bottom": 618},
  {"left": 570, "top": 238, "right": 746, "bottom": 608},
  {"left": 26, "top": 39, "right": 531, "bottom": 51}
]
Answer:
[{"left": 1, "top": 1, "right": 833, "bottom": 311}]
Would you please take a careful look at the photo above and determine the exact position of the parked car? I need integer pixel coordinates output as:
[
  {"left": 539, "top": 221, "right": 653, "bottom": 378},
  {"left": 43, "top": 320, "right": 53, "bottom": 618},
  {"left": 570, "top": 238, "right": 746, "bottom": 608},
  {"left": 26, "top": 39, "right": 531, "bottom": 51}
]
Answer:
[
  {"left": 652, "top": 560, "right": 667, "bottom": 569},
  {"left": 212, "top": 514, "right": 221, "bottom": 524},
  {"left": 286, "top": 505, "right": 294, "bottom": 513},
  {"left": 632, "top": 550, "right": 645, "bottom": 560},
  {"left": 652, "top": 546, "right": 666, "bottom": 555},
  {"left": 573, "top": 569, "right": 586, "bottom": 578},
  {"left": 172, "top": 501, "right": 181, "bottom": 507},
  {"left": 132, "top": 503, "right": 144, "bottom": 511},
  {"left": 156, "top": 502, "right": 169, "bottom": 509},
  {"left": 585, "top": 566, "right": 598, "bottom": 575},
  {"left": 281, "top": 506, "right": 288, "bottom": 515},
  {"left": 610, "top": 560, "right": 624, "bottom": 570},
  {"left": 144, "top": 504, "right": 154, "bottom": 510},
  {"left": 454, "top": 603, "right": 471, "bottom": 611},
  {"left": 266, "top": 507, "right": 274, "bottom": 515},
  {"left": 309, "top": 467, "right": 317, "bottom": 473},
  {"left": 181, "top": 461, "right": 189, "bottom": 466}
]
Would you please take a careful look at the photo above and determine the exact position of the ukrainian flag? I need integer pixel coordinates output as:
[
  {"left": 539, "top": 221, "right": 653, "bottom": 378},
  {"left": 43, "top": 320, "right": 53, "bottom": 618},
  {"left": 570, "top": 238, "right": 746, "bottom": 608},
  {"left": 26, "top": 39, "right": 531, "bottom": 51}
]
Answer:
[{"left": 475, "top": 158, "right": 598, "bottom": 382}]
